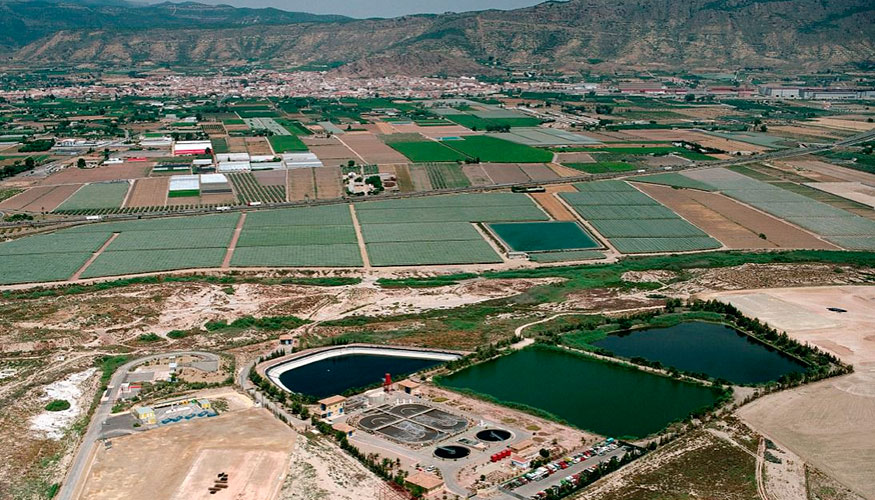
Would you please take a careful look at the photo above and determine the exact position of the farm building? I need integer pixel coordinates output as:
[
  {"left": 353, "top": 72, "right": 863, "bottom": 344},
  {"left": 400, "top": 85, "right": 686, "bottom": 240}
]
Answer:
[
  {"left": 216, "top": 153, "right": 250, "bottom": 162},
  {"left": 200, "top": 174, "right": 232, "bottom": 194},
  {"left": 331, "top": 422, "right": 355, "bottom": 438},
  {"left": 141, "top": 135, "right": 172, "bottom": 147},
  {"left": 172, "top": 140, "right": 212, "bottom": 156},
  {"left": 168, "top": 174, "right": 200, "bottom": 197},
  {"left": 282, "top": 152, "right": 323, "bottom": 169},
  {"left": 397, "top": 379, "right": 421, "bottom": 395},
  {"left": 218, "top": 161, "right": 251, "bottom": 173}
]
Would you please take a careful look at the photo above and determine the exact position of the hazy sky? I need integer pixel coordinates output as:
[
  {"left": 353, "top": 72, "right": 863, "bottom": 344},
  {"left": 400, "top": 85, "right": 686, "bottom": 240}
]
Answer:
[{"left": 153, "top": 0, "right": 547, "bottom": 18}]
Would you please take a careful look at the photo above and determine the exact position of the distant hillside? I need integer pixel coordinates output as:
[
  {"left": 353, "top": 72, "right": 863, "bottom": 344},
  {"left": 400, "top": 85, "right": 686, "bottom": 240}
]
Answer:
[
  {"left": 3, "top": 0, "right": 874, "bottom": 74},
  {"left": 0, "top": 0, "right": 350, "bottom": 48}
]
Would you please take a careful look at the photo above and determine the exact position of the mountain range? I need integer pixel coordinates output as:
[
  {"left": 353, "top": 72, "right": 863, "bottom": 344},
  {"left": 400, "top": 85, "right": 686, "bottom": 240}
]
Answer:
[{"left": 2, "top": 0, "right": 874, "bottom": 75}]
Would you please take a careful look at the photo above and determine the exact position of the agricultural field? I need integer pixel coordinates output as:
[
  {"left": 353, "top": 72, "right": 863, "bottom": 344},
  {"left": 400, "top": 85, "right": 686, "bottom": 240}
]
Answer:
[
  {"left": 124, "top": 178, "right": 168, "bottom": 207},
  {"left": 80, "top": 248, "right": 227, "bottom": 278},
  {"left": 446, "top": 135, "right": 553, "bottom": 163},
  {"left": 355, "top": 193, "right": 548, "bottom": 265},
  {"left": 684, "top": 168, "right": 875, "bottom": 250},
  {"left": 418, "top": 163, "right": 470, "bottom": 189},
  {"left": 388, "top": 140, "right": 467, "bottom": 163},
  {"left": 563, "top": 162, "right": 636, "bottom": 174},
  {"left": 560, "top": 181, "right": 722, "bottom": 253},
  {"left": 0, "top": 252, "right": 94, "bottom": 284},
  {"left": 268, "top": 135, "right": 308, "bottom": 153},
  {"left": 228, "top": 172, "right": 286, "bottom": 204},
  {"left": 231, "top": 205, "right": 362, "bottom": 267},
  {"left": 210, "top": 137, "right": 230, "bottom": 154},
  {"left": 54, "top": 182, "right": 130, "bottom": 212},
  {"left": 442, "top": 114, "right": 541, "bottom": 130}
]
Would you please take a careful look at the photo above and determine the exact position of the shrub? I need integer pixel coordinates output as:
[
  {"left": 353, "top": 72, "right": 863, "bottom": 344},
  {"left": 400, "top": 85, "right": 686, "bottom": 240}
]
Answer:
[{"left": 45, "top": 399, "right": 71, "bottom": 411}]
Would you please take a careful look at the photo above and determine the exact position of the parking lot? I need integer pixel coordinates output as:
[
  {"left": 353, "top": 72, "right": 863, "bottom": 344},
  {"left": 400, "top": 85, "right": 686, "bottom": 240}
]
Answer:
[{"left": 506, "top": 442, "right": 629, "bottom": 499}]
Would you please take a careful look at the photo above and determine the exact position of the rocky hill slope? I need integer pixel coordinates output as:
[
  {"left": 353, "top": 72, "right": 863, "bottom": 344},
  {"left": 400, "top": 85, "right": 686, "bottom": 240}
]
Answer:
[{"left": 3, "top": 0, "right": 873, "bottom": 74}]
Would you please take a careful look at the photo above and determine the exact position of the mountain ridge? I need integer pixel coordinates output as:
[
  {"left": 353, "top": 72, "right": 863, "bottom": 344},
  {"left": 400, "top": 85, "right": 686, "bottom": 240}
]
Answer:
[{"left": 3, "top": 0, "right": 874, "bottom": 75}]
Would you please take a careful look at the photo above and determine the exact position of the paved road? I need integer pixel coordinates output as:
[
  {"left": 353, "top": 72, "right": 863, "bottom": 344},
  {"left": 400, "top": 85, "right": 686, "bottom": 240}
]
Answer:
[{"left": 57, "top": 351, "right": 219, "bottom": 500}]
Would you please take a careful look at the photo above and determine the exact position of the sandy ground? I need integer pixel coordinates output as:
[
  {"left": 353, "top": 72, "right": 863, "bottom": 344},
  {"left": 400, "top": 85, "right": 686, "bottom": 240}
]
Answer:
[
  {"left": 808, "top": 117, "right": 875, "bottom": 132},
  {"left": 29, "top": 368, "right": 97, "bottom": 440},
  {"left": 124, "top": 177, "right": 168, "bottom": 207},
  {"left": 79, "top": 408, "right": 295, "bottom": 500},
  {"left": 279, "top": 435, "right": 391, "bottom": 500},
  {"left": 783, "top": 159, "right": 875, "bottom": 186},
  {"left": 705, "top": 286, "right": 875, "bottom": 499},
  {"left": 530, "top": 192, "right": 577, "bottom": 221},
  {"left": 804, "top": 182, "right": 875, "bottom": 208}
]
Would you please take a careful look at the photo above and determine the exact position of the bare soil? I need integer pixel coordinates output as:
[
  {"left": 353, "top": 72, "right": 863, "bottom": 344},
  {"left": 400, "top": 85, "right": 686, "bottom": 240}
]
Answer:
[
  {"left": 80, "top": 408, "right": 295, "bottom": 500},
  {"left": 124, "top": 177, "right": 168, "bottom": 207}
]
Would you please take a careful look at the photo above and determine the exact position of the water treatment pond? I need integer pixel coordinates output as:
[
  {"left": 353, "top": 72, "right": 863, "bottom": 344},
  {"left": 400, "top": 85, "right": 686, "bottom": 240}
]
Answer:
[
  {"left": 278, "top": 354, "right": 443, "bottom": 399},
  {"left": 487, "top": 221, "right": 599, "bottom": 252},
  {"left": 592, "top": 321, "right": 807, "bottom": 385},
  {"left": 439, "top": 346, "right": 723, "bottom": 438}
]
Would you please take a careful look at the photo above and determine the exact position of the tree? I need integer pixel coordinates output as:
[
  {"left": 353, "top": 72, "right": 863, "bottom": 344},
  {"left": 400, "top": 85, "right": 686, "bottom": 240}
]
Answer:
[
  {"left": 759, "top": 124, "right": 768, "bottom": 132},
  {"left": 347, "top": 160, "right": 356, "bottom": 167},
  {"left": 77, "top": 158, "right": 86, "bottom": 169},
  {"left": 684, "top": 93, "right": 695, "bottom": 102},
  {"left": 25, "top": 157, "right": 35, "bottom": 169}
]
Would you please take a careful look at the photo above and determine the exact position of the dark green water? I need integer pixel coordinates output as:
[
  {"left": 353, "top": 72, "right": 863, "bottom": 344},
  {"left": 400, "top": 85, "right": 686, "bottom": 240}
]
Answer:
[
  {"left": 440, "top": 346, "right": 723, "bottom": 438},
  {"left": 279, "top": 354, "right": 441, "bottom": 399},
  {"left": 592, "top": 321, "right": 807, "bottom": 385},
  {"left": 488, "top": 221, "right": 599, "bottom": 252}
]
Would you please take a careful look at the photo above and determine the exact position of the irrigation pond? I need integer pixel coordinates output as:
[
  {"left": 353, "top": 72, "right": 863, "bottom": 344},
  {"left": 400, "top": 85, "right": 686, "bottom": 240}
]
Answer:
[
  {"left": 591, "top": 321, "right": 808, "bottom": 385},
  {"left": 439, "top": 345, "right": 725, "bottom": 438}
]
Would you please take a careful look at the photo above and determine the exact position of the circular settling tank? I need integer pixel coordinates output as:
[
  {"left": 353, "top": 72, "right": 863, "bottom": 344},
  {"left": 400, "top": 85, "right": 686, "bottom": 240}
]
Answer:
[
  {"left": 476, "top": 429, "right": 512, "bottom": 442},
  {"left": 434, "top": 445, "right": 470, "bottom": 460}
]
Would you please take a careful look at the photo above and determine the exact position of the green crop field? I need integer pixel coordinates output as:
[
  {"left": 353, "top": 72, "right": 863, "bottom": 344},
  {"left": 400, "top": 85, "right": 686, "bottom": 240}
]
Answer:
[
  {"left": 80, "top": 248, "right": 227, "bottom": 278},
  {"left": 360, "top": 222, "right": 482, "bottom": 243},
  {"left": 355, "top": 205, "right": 547, "bottom": 224},
  {"left": 210, "top": 138, "right": 229, "bottom": 154},
  {"left": 228, "top": 172, "right": 286, "bottom": 203},
  {"left": 236, "top": 226, "right": 358, "bottom": 247},
  {"left": 444, "top": 136, "right": 552, "bottom": 163},
  {"left": 0, "top": 253, "right": 94, "bottom": 284},
  {"left": 366, "top": 240, "right": 501, "bottom": 266},
  {"left": 0, "top": 232, "right": 112, "bottom": 255},
  {"left": 629, "top": 173, "right": 716, "bottom": 191},
  {"left": 107, "top": 228, "right": 235, "bottom": 251},
  {"left": 55, "top": 182, "right": 130, "bottom": 211},
  {"left": 528, "top": 250, "right": 606, "bottom": 262},
  {"left": 388, "top": 141, "right": 467, "bottom": 162},
  {"left": 444, "top": 114, "right": 541, "bottom": 130},
  {"left": 223, "top": 119, "right": 245, "bottom": 125},
  {"left": 231, "top": 244, "right": 363, "bottom": 267},
  {"left": 561, "top": 180, "right": 721, "bottom": 253},
  {"left": 564, "top": 162, "right": 637, "bottom": 173},
  {"left": 62, "top": 213, "right": 240, "bottom": 233},
  {"left": 244, "top": 205, "right": 352, "bottom": 227},
  {"left": 268, "top": 135, "right": 308, "bottom": 153},
  {"left": 422, "top": 163, "right": 471, "bottom": 189}
]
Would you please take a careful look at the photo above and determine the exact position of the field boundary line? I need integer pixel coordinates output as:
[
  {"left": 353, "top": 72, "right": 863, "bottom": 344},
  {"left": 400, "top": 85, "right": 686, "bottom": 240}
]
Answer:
[
  {"left": 119, "top": 179, "right": 134, "bottom": 208},
  {"left": 349, "top": 204, "right": 371, "bottom": 269},
  {"left": 335, "top": 135, "right": 368, "bottom": 165},
  {"left": 70, "top": 232, "right": 118, "bottom": 281},
  {"left": 223, "top": 212, "right": 247, "bottom": 268}
]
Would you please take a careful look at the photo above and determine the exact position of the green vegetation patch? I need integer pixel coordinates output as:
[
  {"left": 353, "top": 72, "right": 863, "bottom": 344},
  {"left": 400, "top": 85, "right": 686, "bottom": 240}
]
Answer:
[
  {"left": 236, "top": 225, "right": 358, "bottom": 247},
  {"left": 167, "top": 189, "right": 200, "bottom": 198},
  {"left": 388, "top": 140, "right": 467, "bottom": 162},
  {"left": 268, "top": 135, "right": 308, "bottom": 153},
  {"left": 55, "top": 182, "right": 130, "bottom": 211},
  {"left": 629, "top": 173, "right": 717, "bottom": 191},
  {"left": 0, "top": 253, "right": 93, "bottom": 284},
  {"left": 366, "top": 240, "right": 501, "bottom": 266},
  {"left": 107, "top": 227, "right": 235, "bottom": 251},
  {"left": 44, "top": 399, "right": 71, "bottom": 411},
  {"left": 446, "top": 135, "right": 552, "bottom": 163},
  {"left": 444, "top": 114, "right": 541, "bottom": 131},
  {"left": 81, "top": 248, "right": 227, "bottom": 278},
  {"left": 0, "top": 232, "right": 112, "bottom": 255},
  {"left": 565, "top": 162, "right": 637, "bottom": 173},
  {"left": 230, "top": 244, "right": 363, "bottom": 267}
]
